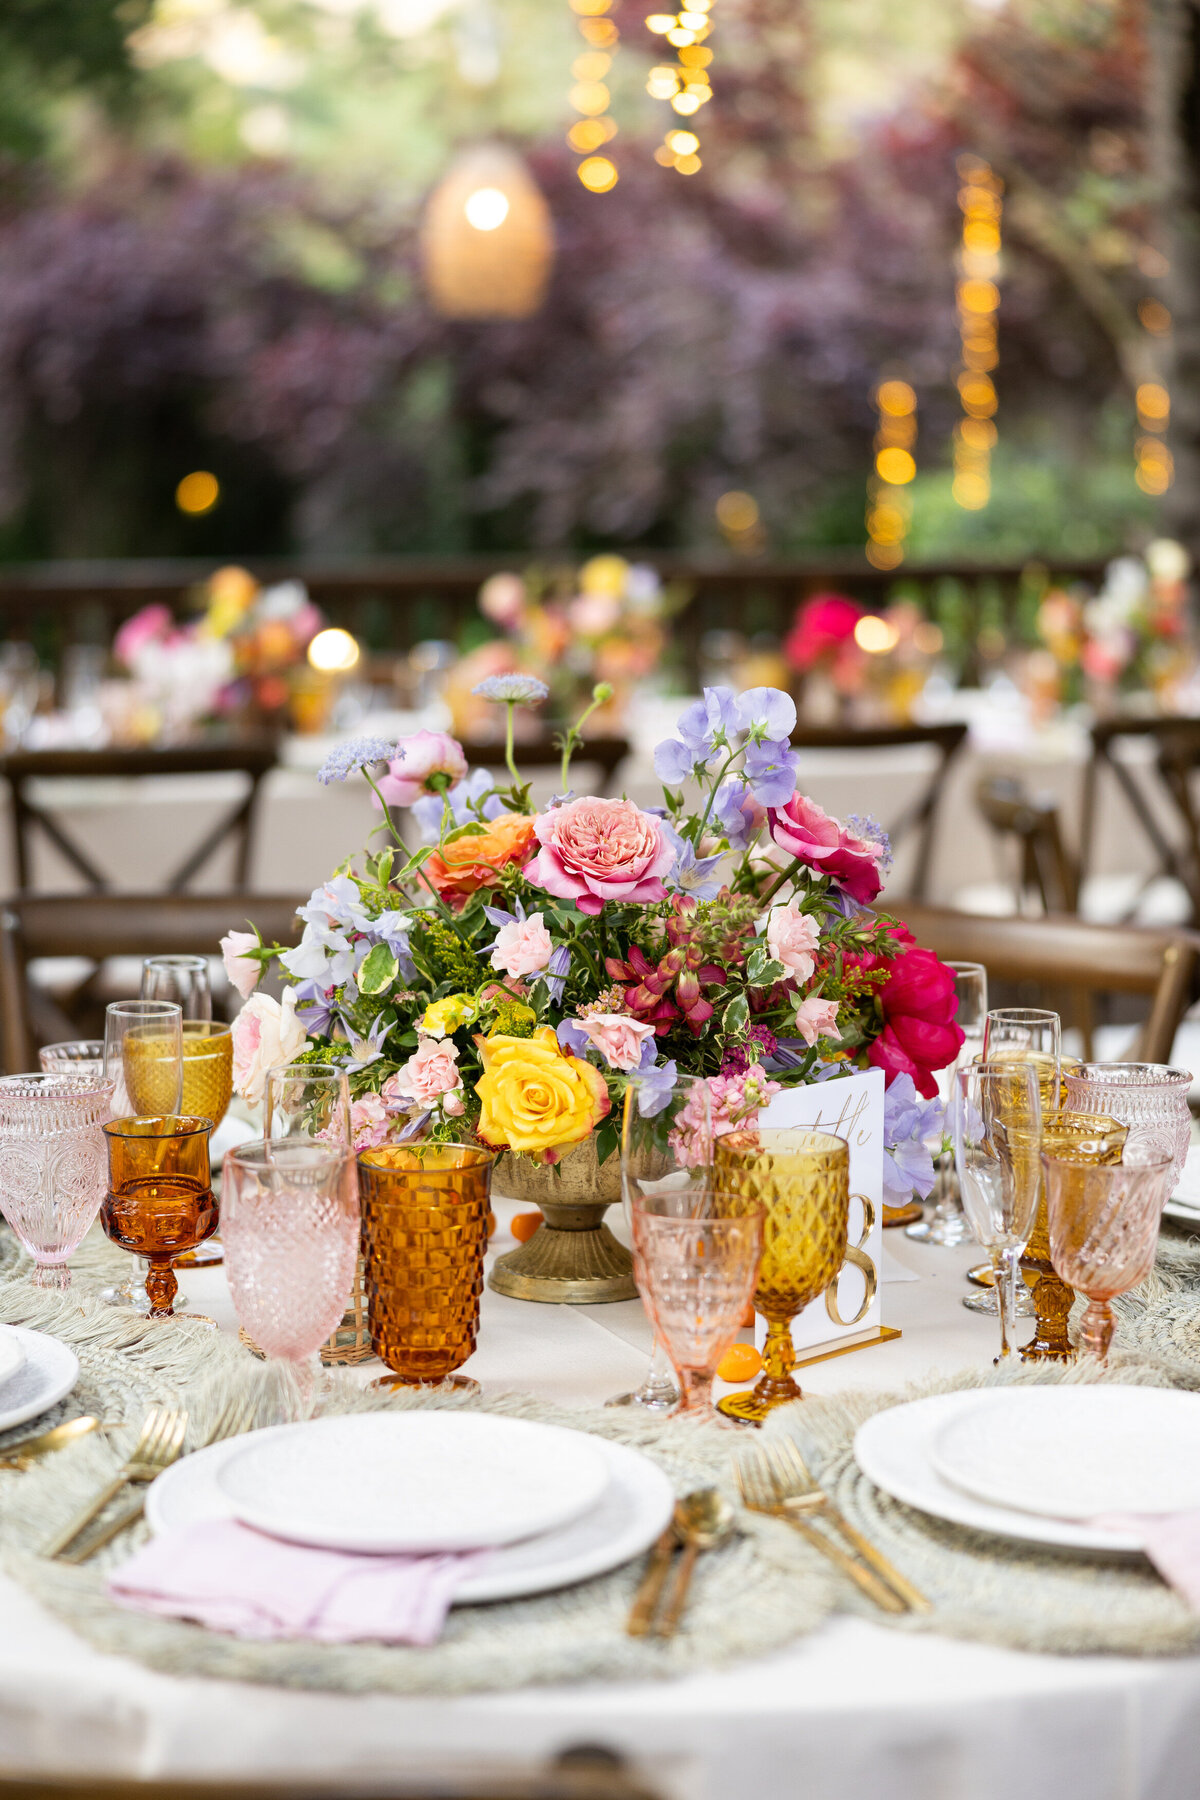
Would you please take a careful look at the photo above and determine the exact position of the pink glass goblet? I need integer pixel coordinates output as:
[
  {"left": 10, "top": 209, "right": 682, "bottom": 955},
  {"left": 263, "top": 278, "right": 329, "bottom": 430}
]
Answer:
[
  {"left": 222, "top": 1141, "right": 359, "bottom": 1413},
  {"left": 1043, "top": 1149, "right": 1174, "bottom": 1361},
  {"left": 0, "top": 1073, "right": 113, "bottom": 1290},
  {"left": 1062, "top": 1063, "right": 1192, "bottom": 1188},
  {"left": 631, "top": 1189, "right": 764, "bottom": 1425}
]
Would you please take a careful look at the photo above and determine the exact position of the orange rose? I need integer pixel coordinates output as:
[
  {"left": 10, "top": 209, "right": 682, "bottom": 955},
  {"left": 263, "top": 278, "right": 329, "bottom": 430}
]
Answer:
[{"left": 424, "top": 812, "right": 539, "bottom": 904}]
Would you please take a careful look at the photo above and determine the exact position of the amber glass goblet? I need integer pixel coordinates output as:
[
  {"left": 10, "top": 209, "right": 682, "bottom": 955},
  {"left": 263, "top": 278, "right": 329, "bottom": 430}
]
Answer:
[
  {"left": 358, "top": 1143, "right": 494, "bottom": 1388},
  {"left": 1043, "top": 1149, "right": 1173, "bottom": 1360},
  {"left": 712, "top": 1127, "right": 849, "bottom": 1423},
  {"left": 1022, "top": 1110, "right": 1126, "bottom": 1360},
  {"left": 100, "top": 1116, "right": 217, "bottom": 1320}
]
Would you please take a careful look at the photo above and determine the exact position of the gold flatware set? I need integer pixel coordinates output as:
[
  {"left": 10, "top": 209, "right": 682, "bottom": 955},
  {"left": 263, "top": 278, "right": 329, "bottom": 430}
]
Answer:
[
  {"left": 0, "top": 1415, "right": 105, "bottom": 1470},
  {"left": 627, "top": 1488, "right": 737, "bottom": 1639}
]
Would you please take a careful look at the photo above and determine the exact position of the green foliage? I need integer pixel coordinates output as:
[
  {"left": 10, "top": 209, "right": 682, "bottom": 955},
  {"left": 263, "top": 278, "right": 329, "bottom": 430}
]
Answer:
[
  {"left": 0, "top": 0, "right": 152, "bottom": 161},
  {"left": 410, "top": 914, "right": 483, "bottom": 993}
]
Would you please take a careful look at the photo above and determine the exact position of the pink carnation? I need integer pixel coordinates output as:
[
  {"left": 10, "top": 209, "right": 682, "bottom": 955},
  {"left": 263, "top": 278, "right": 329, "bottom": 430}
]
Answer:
[
  {"left": 376, "top": 730, "right": 468, "bottom": 807},
  {"left": 768, "top": 792, "right": 885, "bottom": 905},
  {"left": 350, "top": 1092, "right": 392, "bottom": 1150},
  {"left": 388, "top": 1037, "right": 463, "bottom": 1107},
  {"left": 580, "top": 1013, "right": 657, "bottom": 1072},
  {"left": 794, "top": 995, "right": 842, "bottom": 1048},
  {"left": 765, "top": 903, "right": 820, "bottom": 981},
  {"left": 220, "top": 930, "right": 261, "bottom": 1000},
  {"left": 489, "top": 912, "right": 554, "bottom": 979},
  {"left": 525, "top": 796, "right": 675, "bottom": 916}
]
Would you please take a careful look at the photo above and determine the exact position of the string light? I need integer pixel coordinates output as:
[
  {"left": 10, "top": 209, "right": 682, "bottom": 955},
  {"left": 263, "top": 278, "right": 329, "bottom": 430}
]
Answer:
[
  {"left": 865, "top": 380, "right": 916, "bottom": 570},
  {"left": 176, "top": 471, "right": 220, "bottom": 515},
  {"left": 1134, "top": 249, "right": 1173, "bottom": 495},
  {"left": 568, "top": 0, "right": 618, "bottom": 191},
  {"left": 952, "top": 156, "right": 1003, "bottom": 511},
  {"left": 646, "top": 0, "right": 714, "bottom": 172}
]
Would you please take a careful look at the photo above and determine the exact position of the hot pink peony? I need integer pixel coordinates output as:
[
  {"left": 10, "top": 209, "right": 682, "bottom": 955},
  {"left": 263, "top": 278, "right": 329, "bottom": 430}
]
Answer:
[
  {"left": 525, "top": 796, "right": 675, "bottom": 916},
  {"left": 376, "top": 731, "right": 468, "bottom": 807},
  {"left": 768, "top": 793, "right": 885, "bottom": 905},
  {"left": 580, "top": 1013, "right": 657, "bottom": 1071},
  {"left": 388, "top": 1037, "right": 463, "bottom": 1107},
  {"left": 766, "top": 902, "right": 820, "bottom": 981},
  {"left": 489, "top": 912, "right": 554, "bottom": 979},
  {"left": 794, "top": 995, "right": 842, "bottom": 1047},
  {"left": 220, "top": 930, "right": 261, "bottom": 1000}
]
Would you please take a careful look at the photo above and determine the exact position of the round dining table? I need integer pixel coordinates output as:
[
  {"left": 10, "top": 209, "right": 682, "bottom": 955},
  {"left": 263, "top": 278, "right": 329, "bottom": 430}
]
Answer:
[{"left": 2, "top": 1196, "right": 1199, "bottom": 1800}]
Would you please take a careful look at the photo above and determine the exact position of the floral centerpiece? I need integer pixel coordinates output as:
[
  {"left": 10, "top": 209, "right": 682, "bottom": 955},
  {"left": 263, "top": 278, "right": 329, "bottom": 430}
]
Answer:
[
  {"left": 223, "top": 676, "right": 959, "bottom": 1299},
  {"left": 1030, "top": 541, "right": 1196, "bottom": 715}
]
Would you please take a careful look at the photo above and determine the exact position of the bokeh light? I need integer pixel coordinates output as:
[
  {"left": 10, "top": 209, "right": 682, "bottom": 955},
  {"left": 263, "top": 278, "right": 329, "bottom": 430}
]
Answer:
[
  {"left": 464, "top": 188, "right": 509, "bottom": 230},
  {"left": 577, "top": 155, "right": 619, "bottom": 193},
  {"left": 715, "top": 490, "right": 759, "bottom": 532},
  {"left": 308, "top": 627, "right": 361, "bottom": 674},
  {"left": 854, "top": 614, "right": 901, "bottom": 654},
  {"left": 175, "top": 471, "right": 220, "bottom": 515}
]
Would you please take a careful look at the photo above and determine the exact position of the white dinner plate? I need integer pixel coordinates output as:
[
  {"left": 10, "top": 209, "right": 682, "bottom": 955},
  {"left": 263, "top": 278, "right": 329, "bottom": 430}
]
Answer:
[
  {"left": 148, "top": 1426, "right": 675, "bottom": 1604},
  {"left": 0, "top": 1326, "right": 25, "bottom": 1393},
  {"left": 0, "top": 1326, "right": 79, "bottom": 1435},
  {"left": 931, "top": 1386, "right": 1200, "bottom": 1520},
  {"left": 215, "top": 1413, "right": 613, "bottom": 1553},
  {"left": 1164, "top": 1147, "right": 1200, "bottom": 1224},
  {"left": 853, "top": 1392, "right": 1146, "bottom": 1555}
]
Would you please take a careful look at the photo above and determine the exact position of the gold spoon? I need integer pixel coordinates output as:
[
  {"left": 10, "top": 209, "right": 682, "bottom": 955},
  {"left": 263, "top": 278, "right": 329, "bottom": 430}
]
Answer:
[
  {"left": 0, "top": 1417, "right": 103, "bottom": 1471},
  {"left": 655, "top": 1488, "right": 737, "bottom": 1639}
]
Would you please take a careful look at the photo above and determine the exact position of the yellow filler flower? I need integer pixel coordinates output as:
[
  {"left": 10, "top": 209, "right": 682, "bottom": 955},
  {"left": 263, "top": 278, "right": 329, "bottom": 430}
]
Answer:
[{"left": 420, "top": 993, "right": 478, "bottom": 1038}]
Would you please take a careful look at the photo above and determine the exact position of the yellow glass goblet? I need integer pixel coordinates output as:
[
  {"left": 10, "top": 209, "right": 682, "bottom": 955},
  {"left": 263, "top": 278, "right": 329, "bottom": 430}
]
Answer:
[
  {"left": 713, "top": 1127, "right": 849, "bottom": 1424},
  {"left": 180, "top": 1021, "right": 233, "bottom": 1132}
]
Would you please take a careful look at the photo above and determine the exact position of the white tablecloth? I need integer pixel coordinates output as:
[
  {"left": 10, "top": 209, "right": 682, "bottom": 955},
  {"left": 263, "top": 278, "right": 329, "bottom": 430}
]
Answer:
[{"left": 2, "top": 1199, "right": 1200, "bottom": 1800}]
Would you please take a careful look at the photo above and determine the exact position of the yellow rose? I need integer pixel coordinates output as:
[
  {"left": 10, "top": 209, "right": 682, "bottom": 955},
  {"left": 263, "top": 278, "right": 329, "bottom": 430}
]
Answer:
[
  {"left": 475, "top": 1027, "right": 611, "bottom": 1161},
  {"left": 421, "top": 993, "right": 478, "bottom": 1038}
]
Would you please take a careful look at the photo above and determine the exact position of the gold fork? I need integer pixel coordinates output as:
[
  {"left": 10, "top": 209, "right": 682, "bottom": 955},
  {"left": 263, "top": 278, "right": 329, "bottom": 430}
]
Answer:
[
  {"left": 42, "top": 1407, "right": 188, "bottom": 1561},
  {"left": 735, "top": 1442, "right": 907, "bottom": 1614},
  {"left": 57, "top": 1395, "right": 258, "bottom": 1565},
  {"left": 755, "top": 1437, "right": 930, "bottom": 1614}
]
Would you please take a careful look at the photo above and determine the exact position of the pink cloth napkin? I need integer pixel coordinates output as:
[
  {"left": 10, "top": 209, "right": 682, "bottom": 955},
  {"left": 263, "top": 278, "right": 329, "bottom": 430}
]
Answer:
[
  {"left": 108, "top": 1519, "right": 488, "bottom": 1644},
  {"left": 1093, "top": 1513, "right": 1200, "bottom": 1608}
]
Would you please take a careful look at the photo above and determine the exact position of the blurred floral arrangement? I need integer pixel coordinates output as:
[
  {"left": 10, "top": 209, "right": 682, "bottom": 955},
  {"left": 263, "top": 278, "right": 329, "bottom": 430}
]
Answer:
[
  {"left": 444, "top": 557, "right": 683, "bottom": 737},
  {"left": 224, "top": 678, "right": 960, "bottom": 1194},
  {"left": 112, "top": 567, "right": 324, "bottom": 740},
  {"left": 1027, "top": 539, "right": 1196, "bottom": 719},
  {"left": 784, "top": 591, "right": 944, "bottom": 725}
]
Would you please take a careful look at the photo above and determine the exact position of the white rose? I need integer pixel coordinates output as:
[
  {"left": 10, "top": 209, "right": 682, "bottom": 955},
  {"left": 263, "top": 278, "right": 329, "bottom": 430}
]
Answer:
[{"left": 231, "top": 989, "right": 309, "bottom": 1106}]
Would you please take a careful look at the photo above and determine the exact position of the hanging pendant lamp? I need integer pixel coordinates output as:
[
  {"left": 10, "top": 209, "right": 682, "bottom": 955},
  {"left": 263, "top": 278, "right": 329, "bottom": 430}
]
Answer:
[{"left": 421, "top": 143, "right": 554, "bottom": 320}]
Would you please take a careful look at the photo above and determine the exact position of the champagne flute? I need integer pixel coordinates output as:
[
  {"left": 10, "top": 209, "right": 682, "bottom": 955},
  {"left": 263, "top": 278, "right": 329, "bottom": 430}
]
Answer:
[
  {"left": 141, "top": 955, "right": 213, "bottom": 1023},
  {"left": 954, "top": 1061, "right": 1042, "bottom": 1360},
  {"left": 908, "top": 961, "right": 987, "bottom": 1246},
  {"left": 101, "top": 1001, "right": 183, "bottom": 1311}
]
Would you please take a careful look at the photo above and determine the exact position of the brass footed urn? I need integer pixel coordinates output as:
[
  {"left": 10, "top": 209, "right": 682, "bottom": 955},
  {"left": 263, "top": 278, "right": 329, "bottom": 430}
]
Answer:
[{"left": 488, "top": 1137, "right": 636, "bottom": 1304}]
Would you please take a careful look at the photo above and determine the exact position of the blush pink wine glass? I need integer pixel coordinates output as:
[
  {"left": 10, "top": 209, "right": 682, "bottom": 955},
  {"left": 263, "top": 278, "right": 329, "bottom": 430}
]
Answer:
[
  {"left": 1043, "top": 1149, "right": 1174, "bottom": 1361},
  {"left": 0, "top": 1073, "right": 113, "bottom": 1289},
  {"left": 221, "top": 1141, "right": 359, "bottom": 1413}
]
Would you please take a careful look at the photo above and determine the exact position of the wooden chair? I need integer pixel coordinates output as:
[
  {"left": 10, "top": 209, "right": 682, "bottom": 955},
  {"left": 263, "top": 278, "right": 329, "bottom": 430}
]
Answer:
[
  {"left": 458, "top": 735, "right": 630, "bottom": 796},
  {"left": 889, "top": 902, "right": 1197, "bottom": 1064},
  {"left": 0, "top": 741, "right": 279, "bottom": 894},
  {"left": 974, "top": 775, "right": 1079, "bottom": 914},
  {"left": 788, "top": 722, "right": 969, "bottom": 901},
  {"left": 1080, "top": 716, "right": 1200, "bottom": 924},
  {"left": 0, "top": 892, "right": 305, "bottom": 1073}
]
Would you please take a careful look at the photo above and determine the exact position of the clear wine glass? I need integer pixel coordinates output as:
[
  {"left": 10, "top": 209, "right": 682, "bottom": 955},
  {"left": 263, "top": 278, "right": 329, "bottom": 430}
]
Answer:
[
  {"left": 954, "top": 1060, "right": 1043, "bottom": 1361},
  {"left": 607, "top": 1071, "right": 713, "bottom": 1414},
  {"left": 908, "top": 960, "right": 987, "bottom": 1247},
  {"left": 38, "top": 1040, "right": 105, "bottom": 1077},
  {"left": 264, "top": 1062, "right": 352, "bottom": 1146},
  {"left": 101, "top": 1001, "right": 183, "bottom": 1311},
  {"left": 141, "top": 955, "right": 212, "bottom": 1023}
]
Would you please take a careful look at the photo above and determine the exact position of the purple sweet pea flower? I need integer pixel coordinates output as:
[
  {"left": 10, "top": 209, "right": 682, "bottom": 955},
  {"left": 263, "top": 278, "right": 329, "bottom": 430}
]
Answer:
[
  {"left": 483, "top": 898, "right": 527, "bottom": 929},
  {"left": 653, "top": 736, "right": 698, "bottom": 786},
  {"left": 735, "top": 686, "right": 797, "bottom": 743},
  {"left": 543, "top": 943, "right": 571, "bottom": 1004},
  {"left": 662, "top": 823, "right": 724, "bottom": 901},
  {"left": 280, "top": 921, "right": 359, "bottom": 988},
  {"left": 411, "top": 768, "right": 505, "bottom": 844},
  {"left": 653, "top": 687, "right": 741, "bottom": 784},
  {"left": 298, "top": 875, "right": 371, "bottom": 936},
  {"left": 557, "top": 1018, "right": 591, "bottom": 1058},
  {"left": 882, "top": 1072, "right": 945, "bottom": 1205},
  {"left": 713, "top": 780, "right": 763, "bottom": 851},
  {"left": 742, "top": 738, "right": 799, "bottom": 808},
  {"left": 361, "top": 909, "right": 416, "bottom": 980},
  {"left": 635, "top": 1058, "right": 678, "bottom": 1117}
]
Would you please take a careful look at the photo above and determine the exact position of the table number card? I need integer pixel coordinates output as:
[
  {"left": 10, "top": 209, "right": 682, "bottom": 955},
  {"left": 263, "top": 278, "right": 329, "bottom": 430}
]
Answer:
[{"left": 757, "top": 1065, "right": 888, "bottom": 1360}]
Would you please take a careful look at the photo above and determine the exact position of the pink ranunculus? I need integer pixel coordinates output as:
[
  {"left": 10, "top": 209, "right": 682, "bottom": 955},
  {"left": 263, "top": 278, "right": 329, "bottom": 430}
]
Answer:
[
  {"left": 375, "top": 730, "right": 468, "bottom": 807},
  {"left": 231, "top": 990, "right": 309, "bottom": 1106},
  {"left": 220, "top": 929, "right": 261, "bottom": 1000},
  {"left": 489, "top": 912, "right": 554, "bottom": 979},
  {"left": 389, "top": 1036, "right": 463, "bottom": 1106},
  {"left": 525, "top": 796, "right": 675, "bottom": 916},
  {"left": 580, "top": 1013, "right": 657, "bottom": 1072},
  {"left": 766, "top": 902, "right": 821, "bottom": 981},
  {"left": 350, "top": 1092, "right": 392, "bottom": 1150},
  {"left": 794, "top": 995, "right": 842, "bottom": 1048},
  {"left": 768, "top": 792, "right": 885, "bottom": 906}
]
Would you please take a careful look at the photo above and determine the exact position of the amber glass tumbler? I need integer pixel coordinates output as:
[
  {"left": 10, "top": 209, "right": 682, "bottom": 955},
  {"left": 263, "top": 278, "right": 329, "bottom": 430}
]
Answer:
[
  {"left": 101, "top": 1115, "right": 217, "bottom": 1318},
  {"left": 358, "top": 1143, "right": 494, "bottom": 1384}
]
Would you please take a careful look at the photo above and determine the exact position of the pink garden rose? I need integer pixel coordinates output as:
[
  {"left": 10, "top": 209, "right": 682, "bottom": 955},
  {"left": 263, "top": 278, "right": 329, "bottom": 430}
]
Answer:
[
  {"left": 387, "top": 1037, "right": 464, "bottom": 1107},
  {"left": 765, "top": 902, "right": 820, "bottom": 981},
  {"left": 489, "top": 912, "right": 554, "bottom": 979},
  {"left": 525, "top": 796, "right": 675, "bottom": 916},
  {"left": 350, "top": 1092, "right": 392, "bottom": 1150},
  {"left": 231, "top": 990, "right": 309, "bottom": 1106},
  {"left": 376, "top": 730, "right": 468, "bottom": 807},
  {"left": 794, "top": 995, "right": 842, "bottom": 1048},
  {"left": 768, "top": 793, "right": 885, "bottom": 905},
  {"left": 220, "top": 929, "right": 261, "bottom": 1000},
  {"left": 580, "top": 1013, "right": 657, "bottom": 1072}
]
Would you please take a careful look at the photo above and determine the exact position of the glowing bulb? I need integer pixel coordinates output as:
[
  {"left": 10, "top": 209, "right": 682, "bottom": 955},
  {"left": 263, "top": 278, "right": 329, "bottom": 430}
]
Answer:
[
  {"left": 646, "top": 12, "right": 676, "bottom": 28},
  {"left": 666, "top": 129, "right": 699, "bottom": 154},
  {"left": 875, "top": 447, "right": 916, "bottom": 485},
  {"left": 876, "top": 379, "right": 916, "bottom": 415},
  {"left": 671, "top": 90, "right": 701, "bottom": 112},
  {"left": 715, "top": 491, "right": 759, "bottom": 532},
  {"left": 675, "top": 152, "right": 702, "bottom": 174},
  {"left": 307, "top": 628, "right": 361, "bottom": 674},
  {"left": 1136, "top": 382, "right": 1170, "bottom": 423},
  {"left": 577, "top": 155, "right": 618, "bottom": 193},
  {"left": 854, "top": 615, "right": 901, "bottom": 655},
  {"left": 464, "top": 187, "right": 509, "bottom": 231},
  {"left": 175, "top": 471, "right": 220, "bottom": 515}
]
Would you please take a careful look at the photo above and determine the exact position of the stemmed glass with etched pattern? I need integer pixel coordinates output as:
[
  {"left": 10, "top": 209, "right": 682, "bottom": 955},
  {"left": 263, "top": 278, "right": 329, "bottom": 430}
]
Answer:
[
  {"left": 954, "top": 1062, "right": 1042, "bottom": 1361},
  {"left": 1044, "top": 1148, "right": 1174, "bottom": 1361}
]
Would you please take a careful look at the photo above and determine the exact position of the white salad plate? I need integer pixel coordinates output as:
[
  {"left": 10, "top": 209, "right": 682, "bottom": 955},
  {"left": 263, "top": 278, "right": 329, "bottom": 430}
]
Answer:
[
  {"left": 854, "top": 1391, "right": 1146, "bottom": 1555},
  {"left": 0, "top": 1326, "right": 25, "bottom": 1393},
  {"left": 0, "top": 1326, "right": 79, "bottom": 1434},
  {"left": 930, "top": 1386, "right": 1200, "bottom": 1520},
  {"left": 214, "top": 1412, "right": 614, "bottom": 1553},
  {"left": 148, "top": 1425, "right": 675, "bottom": 1603}
]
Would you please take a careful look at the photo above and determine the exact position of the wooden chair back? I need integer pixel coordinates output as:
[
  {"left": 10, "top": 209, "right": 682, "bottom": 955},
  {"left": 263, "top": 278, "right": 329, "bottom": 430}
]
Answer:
[
  {"left": 974, "top": 775, "right": 1079, "bottom": 914},
  {"left": 1080, "top": 715, "right": 1200, "bottom": 924},
  {"left": 889, "top": 902, "right": 1197, "bottom": 1064},
  {"left": 788, "top": 722, "right": 968, "bottom": 900},
  {"left": 0, "top": 741, "right": 279, "bottom": 893},
  {"left": 0, "top": 892, "right": 304, "bottom": 1073}
]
